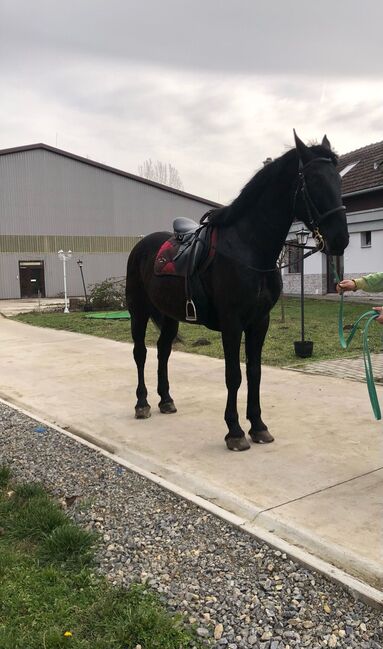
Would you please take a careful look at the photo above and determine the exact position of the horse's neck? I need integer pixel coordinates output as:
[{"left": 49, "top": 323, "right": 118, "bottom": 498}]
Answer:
[{"left": 235, "top": 180, "right": 295, "bottom": 267}]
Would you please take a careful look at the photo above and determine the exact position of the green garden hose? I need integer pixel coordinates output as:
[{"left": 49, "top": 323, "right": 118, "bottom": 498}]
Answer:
[{"left": 332, "top": 262, "right": 381, "bottom": 420}]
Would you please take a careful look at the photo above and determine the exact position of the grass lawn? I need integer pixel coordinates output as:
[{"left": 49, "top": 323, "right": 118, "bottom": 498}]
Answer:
[
  {"left": 13, "top": 297, "right": 382, "bottom": 366},
  {"left": 0, "top": 466, "right": 201, "bottom": 649}
]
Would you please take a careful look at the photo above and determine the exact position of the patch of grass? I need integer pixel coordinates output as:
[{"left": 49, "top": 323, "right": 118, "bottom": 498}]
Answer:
[
  {"left": 12, "top": 481, "right": 46, "bottom": 501},
  {"left": 14, "top": 297, "right": 383, "bottom": 366},
  {"left": 0, "top": 471, "right": 202, "bottom": 649},
  {"left": 6, "top": 494, "right": 68, "bottom": 541},
  {"left": 39, "top": 524, "right": 97, "bottom": 566},
  {"left": 0, "top": 465, "right": 11, "bottom": 489}
]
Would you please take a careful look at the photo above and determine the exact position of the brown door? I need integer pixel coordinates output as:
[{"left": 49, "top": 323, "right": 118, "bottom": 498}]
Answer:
[
  {"left": 326, "top": 255, "right": 344, "bottom": 293},
  {"left": 19, "top": 261, "right": 46, "bottom": 298}
]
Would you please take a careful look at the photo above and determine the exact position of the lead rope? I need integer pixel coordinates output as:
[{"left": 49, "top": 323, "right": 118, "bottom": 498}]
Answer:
[{"left": 330, "top": 260, "right": 381, "bottom": 420}]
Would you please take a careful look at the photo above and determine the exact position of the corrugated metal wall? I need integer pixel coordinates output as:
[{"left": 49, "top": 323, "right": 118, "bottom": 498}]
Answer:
[
  {"left": 0, "top": 148, "right": 217, "bottom": 298},
  {"left": 0, "top": 252, "right": 130, "bottom": 299}
]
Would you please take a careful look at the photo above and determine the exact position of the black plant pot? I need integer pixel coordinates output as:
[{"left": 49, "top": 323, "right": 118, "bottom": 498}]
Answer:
[{"left": 294, "top": 340, "right": 314, "bottom": 358}]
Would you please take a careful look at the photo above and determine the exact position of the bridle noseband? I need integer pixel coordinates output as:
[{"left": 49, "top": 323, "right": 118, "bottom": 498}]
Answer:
[{"left": 295, "top": 156, "right": 346, "bottom": 249}]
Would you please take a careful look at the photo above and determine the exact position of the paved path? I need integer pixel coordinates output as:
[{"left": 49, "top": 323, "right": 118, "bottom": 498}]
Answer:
[
  {"left": 0, "top": 298, "right": 66, "bottom": 316},
  {"left": 0, "top": 315, "right": 382, "bottom": 592},
  {"left": 286, "top": 354, "right": 383, "bottom": 384}
]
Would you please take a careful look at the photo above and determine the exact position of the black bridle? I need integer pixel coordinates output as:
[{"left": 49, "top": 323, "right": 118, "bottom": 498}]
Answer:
[
  {"left": 250, "top": 156, "right": 347, "bottom": 272},
  {"left": 295, "top": 157, "right": 346, "bottom": 241}
]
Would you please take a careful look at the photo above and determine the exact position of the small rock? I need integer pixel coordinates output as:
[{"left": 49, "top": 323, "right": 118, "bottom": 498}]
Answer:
[
  {"left": 214, "top": 623, "right": 224, "bottom": 640},
  {"left": 196, "top": 627, "right": 209, "bottom": 638}
]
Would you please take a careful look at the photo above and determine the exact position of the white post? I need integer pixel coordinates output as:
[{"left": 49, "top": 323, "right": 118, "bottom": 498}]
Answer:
[{"left": 58, "top": 250, "right": 72, "bottom": 313}]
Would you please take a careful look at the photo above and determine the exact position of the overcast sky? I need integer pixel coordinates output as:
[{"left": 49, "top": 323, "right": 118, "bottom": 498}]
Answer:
[{"left": 1, "top": 0, "right": 383, "bottom": 203}]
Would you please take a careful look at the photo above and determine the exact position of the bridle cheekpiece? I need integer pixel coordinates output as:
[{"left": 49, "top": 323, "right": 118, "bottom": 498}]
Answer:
[{"left": 296, "top": 156, "right": 346, "bottom": 251}]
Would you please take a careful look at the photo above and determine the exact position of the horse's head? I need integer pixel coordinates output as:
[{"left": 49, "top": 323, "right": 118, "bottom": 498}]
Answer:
[{"left": 293, "top": 131, "right": 349, "bottom": 256}]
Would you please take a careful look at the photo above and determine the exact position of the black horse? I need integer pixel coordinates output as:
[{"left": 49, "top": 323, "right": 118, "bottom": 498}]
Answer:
[{"left": 126, "top": 132, "right": 349, "bottom": 451}]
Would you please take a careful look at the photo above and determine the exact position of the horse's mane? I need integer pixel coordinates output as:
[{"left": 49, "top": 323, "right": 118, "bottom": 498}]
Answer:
[{"left": 202, "top": 144, "right": 338, "bottom": 227}]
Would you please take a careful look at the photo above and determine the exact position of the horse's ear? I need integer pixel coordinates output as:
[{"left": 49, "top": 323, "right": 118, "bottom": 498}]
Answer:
[
  {"left": 321, "top": 134, "right": 331, "bottom": 150},
  {"left": 293, "top": 129, "right": 311, "bottom": 164}
]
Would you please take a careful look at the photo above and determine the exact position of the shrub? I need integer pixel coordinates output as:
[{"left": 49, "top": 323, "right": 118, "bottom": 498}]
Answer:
[{"left": 88, "top": 277, "right": 126, "bottom": 310}]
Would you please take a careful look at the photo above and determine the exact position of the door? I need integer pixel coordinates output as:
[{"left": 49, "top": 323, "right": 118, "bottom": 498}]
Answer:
[
  {"left": 19, "top": 261, "right": 46, "bottom": 298},
  {"left": 326, "top": 255, "right": 344, "bottom": 293}
]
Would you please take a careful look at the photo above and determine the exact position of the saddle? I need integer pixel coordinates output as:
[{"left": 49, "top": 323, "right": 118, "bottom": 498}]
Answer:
[{"left": 154, "top": 217, "right": 217, "bottom": 324}]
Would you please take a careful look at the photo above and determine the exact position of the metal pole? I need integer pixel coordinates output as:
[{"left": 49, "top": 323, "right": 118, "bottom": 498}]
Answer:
[
  {"left": 300, "top": 244, "right": 304, "bottom": 342},
  {"left": 79, "top": 265, "right": 88, "bottom": 303},
  {"left": 63, "top": 256, "right": 69, "bottom": 313}
]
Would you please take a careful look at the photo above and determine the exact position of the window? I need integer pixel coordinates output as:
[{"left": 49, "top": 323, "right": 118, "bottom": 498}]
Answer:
[
  {"left": 285, "top": 242, "right": 302, "bottom": 273},
  {"left": 361, "top": 231, "right": 371, "bottom": 247},
  {"left": 339, "top": 161, "right": 359, "bottom": 178}
]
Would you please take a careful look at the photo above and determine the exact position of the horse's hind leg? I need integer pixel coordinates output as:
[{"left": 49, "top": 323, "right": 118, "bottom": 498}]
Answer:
[
  {"left": 221, "top": 322, "right": 251, "bottom": 451},
  {"left": 157, "top": 316, "right": 179, "bottom": 414},
  {"left": 131, "top": 307, "right": 151, "bottom": 419}
]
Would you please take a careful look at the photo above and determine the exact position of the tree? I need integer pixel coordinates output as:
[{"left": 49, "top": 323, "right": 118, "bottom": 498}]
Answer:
[{"left": 138, "top": 159, "right": 184, "bottom": 190}]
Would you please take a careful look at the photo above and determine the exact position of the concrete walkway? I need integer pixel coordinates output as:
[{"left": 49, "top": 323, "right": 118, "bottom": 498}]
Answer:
[
  {"left": 0, "top": 315, "right": 382, "bottom": 593},
  {"left": 0, "top": 298, "right": 66, "bottom": 316}
]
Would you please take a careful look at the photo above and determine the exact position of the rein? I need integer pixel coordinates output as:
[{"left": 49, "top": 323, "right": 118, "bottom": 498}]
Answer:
[{"left": 330, "top": 260, "right": 381, "bottom": 420}]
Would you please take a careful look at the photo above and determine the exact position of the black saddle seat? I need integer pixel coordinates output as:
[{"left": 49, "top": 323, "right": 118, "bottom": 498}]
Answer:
[{"left": 173, "top": 217, "right": 199, "bottom": 240}]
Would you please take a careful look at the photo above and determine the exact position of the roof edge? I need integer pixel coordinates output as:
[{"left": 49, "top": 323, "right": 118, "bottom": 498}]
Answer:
[{"left": 0, "top": 143, "right": 222, "bottom": 208}]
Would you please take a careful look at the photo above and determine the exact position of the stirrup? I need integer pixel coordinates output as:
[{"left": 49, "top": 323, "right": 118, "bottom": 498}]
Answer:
[{"left": 185, "top": 299, "right": 197, "bottom": 322}]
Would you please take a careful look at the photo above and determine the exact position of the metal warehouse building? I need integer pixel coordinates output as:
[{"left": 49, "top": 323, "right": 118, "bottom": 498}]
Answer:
[{"left": 0, "top": 144, "right": 219, "bottom": 300}]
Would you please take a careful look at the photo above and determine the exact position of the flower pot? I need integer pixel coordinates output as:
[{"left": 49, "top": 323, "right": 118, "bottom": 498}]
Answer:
[{"left": 294, "top": 340, "right": 314, "bottom": 358}]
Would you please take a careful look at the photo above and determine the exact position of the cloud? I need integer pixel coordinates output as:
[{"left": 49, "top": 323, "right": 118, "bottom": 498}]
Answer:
[
  {"left": 2, "top": 0, "right": 383, "bottom": 78},
  {"left": 1, "top": 1, "right": 383, "bottom": 204}
]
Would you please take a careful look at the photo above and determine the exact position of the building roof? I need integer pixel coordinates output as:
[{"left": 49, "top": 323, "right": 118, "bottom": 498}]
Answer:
[
  {"left": 0, "top": 143, "right": 221, "bottom": 208},
  {"left": 338, "top": 140, "right": 383, "bottom": 195}
]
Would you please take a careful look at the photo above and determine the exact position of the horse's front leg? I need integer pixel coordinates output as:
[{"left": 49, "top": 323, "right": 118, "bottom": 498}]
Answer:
[
  {"left": 221, "top": 323, "right": 251, "bottom": 451},
  {"left": 245, "top": 316, "right": 274, "bottom": 444}
]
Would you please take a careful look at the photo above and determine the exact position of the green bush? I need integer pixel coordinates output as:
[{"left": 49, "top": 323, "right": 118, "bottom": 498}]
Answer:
[{"left": 88, "top": 277, "right": 126, "bottom": 310}]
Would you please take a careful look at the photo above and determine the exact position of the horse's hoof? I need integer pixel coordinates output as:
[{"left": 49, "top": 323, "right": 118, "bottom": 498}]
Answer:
[
  {"left": 159, "top": 400, "right": 177, "bottom": 414},
  {"left": 135, "top": 405, "right": 151, "bottom": 419},
  {"left": 249, "top": 428, "right": 274, "bottom": 444},
  {"left": 225, "top": 436, "right": 251, "bottom": 451}
]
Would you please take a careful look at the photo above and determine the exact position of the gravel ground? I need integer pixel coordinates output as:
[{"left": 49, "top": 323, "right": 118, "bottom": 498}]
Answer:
[{"left": 0, "top": 401, "right": 382, "bottom": 649}]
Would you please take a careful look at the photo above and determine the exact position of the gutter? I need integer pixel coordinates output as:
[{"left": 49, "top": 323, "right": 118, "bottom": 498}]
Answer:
[{"left": 343, "top": 184, "right": 383, "bottom": 198}]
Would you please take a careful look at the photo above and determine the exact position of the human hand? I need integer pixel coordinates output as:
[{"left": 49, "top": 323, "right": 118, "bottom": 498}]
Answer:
[
  {"left": 336, "top": 279, "right": 356, "bottom": 293},
  {"left": 372, "top": 306, "right": 383, "bottom": 324}
]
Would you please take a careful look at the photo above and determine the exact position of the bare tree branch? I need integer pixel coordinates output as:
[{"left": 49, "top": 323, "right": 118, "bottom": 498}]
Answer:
[{"left": 138, "top": 158, "right": 184, "bottom": 190}]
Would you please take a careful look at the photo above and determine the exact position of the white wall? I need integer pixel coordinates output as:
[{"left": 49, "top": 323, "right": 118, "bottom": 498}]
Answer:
[
  {"left": 344, "top": 229, "right": 383, "bottom": 275},
  {"left": 283, "top": 209, "right": 383, "bottom": 295}
]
